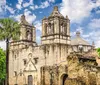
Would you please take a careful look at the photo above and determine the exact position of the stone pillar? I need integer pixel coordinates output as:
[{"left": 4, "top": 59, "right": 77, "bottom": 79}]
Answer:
[
  {"left": 32, "top": 27, "right": 36, "bottom": 42},
  {"left": 66, "top": 17, "right": 70, "bottom": 37},
  {"left": 48, "top": 45, "right": 54, "bottom": 65},
  {"left": 42, "top": 20, "right": 44, "bottom": 36},
  {"left": 54, "top": 44, "right": 61, "bottom": 64},
  {"left": 42, "top": 18, "right": 47, "bottom": 36}
]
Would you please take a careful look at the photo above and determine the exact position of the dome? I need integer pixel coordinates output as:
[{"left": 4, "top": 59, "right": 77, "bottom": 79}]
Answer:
[
  {"left": 71, "top": 31, "right": 90, "bottom": 46},
  {"left": 49, "top": 6, "right": 64, "bottom": 18}
]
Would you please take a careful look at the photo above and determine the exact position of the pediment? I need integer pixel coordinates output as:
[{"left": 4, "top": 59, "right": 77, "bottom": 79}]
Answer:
[{"left": 24, "top": 59, "right": 37, "bottom": 72}]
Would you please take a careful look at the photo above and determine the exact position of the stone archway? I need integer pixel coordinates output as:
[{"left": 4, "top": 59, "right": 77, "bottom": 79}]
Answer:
[{"left": 60, "top": 74, "right": 68, "bottom": 85}]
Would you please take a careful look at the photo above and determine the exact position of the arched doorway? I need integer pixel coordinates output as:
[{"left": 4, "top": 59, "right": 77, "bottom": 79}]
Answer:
[
  {"left": 61, "top": 74, "right": 68, "bottom": 85},
  {"left": 28, "top": 75, "right": 33, "bottom": 85}
]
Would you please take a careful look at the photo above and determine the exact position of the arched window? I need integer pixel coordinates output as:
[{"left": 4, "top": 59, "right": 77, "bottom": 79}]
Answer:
[
  {"left": 78, "top": 44, "right": 83, "bottom": 52},
  {"left": 64, "top": 24, "right": 67, "bottom": 35},
  {"left": 60, "top": 22, "right": 67, "bottom": 35},
  {"left": 61, "top": 23, "right": 64, "bottom": 34},
  {"left": 51, "top": 23, "right": 54, "bottom": 34},
  {"left": 48, "top": 23, "right": 51, "bottom": 34},
  {"left": 26, "top": 30, "right": 32, "bottom": 41}
]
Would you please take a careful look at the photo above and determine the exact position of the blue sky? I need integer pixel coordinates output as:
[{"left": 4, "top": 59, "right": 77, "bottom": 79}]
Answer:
[{"left": 0, "top": 0, "right": 100, "bottom": 49}]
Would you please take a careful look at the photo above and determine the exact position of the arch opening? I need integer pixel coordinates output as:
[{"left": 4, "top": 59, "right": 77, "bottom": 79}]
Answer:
[{"left": 61, "top": 74, "right": 68, "bottom": 85}]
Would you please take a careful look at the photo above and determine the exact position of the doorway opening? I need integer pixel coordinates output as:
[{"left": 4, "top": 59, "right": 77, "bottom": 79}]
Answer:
[
  {"left": 28, "top": 75, "right": 33, "bottom": 85},
  {"left": 61, "top": 74, "right": 68, "bottom": 85}
]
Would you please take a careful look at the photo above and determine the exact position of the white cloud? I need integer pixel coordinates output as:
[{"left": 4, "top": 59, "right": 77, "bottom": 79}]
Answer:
[
  {"left": 82, "top": 32, "right": 93, "bottom": 38},
  {"left": 30, "top": 6, "right": 35, "bottom": 10},
  {"left": 88, "top": 19, "right": 100, "bottom": 29},
  {"left": 71, "top": 26, "right": 83, "bottom": 37},
  {"left": 71, "top": 26, "right": 100, "bottom": 48},
  {"left": 0, "top": 0, "right": 6, "bottom": 13},
  {"left": 23, "top": 0, "right": 33, "bottom": 8},
  {"left": 16, "top": 0, "right": 23, "bottom": 9},
  {"left": 6, "top": 5, "right": 15, "bottom": 14},
  {"left": 34, "top": 21, "right": 42, "bottom": 31},
  {"left": 34, "top": 5, "right": 39, "bottom": 9},
  {"left": 16, "top": 0, "right": 53, "bottom": 10},
  {"left": 18, "top": 0, "right": 23, "bottom": 5},
  {"left": 39, "top": 1, "right": 50, "bottom": 9},
  {"left": 10, "top": 9, "right": 36, "bottom": 24},
  {"left": 96, "top": 10, "right": 100, "bottom": 14},
  {"left": 60, "top": 0, "right": 100, "bottom": 23},
  {"left": 39, "top": 11, "right": 42, "bottom": 13},
  {"left": 36, "top": 36, "right": 41, "bottom": 44},
  {"left": 16, "top": 4, "right": 22, "bottom": 9},
  {"left": 48, "top": 0, "right": 55, "bottom": 3},
  {"left": 24, "top": 9, "right": 36, "bottom": 24},
  {"left": 14, "top": 14, "right": 23, "bottom": 22},
  {"left": 23, "top": 3, "right": 30, "bottom": 7},
  {"left": 95, "top": 40, "right": 100, "bottom": 48},
  {"left": 81, "top": 29, "right": 100, "bottom": 48}
]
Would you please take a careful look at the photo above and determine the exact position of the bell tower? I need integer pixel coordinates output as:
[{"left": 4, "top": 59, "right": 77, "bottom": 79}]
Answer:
[
  {"left": 20, "top": 15, "right": 36, "bottom": 42},
  {"left": 41, "top": 6, "right": 71, "bottom": 65},
  {"left": 41, "top": 6, "right": 70, "bottom": 45}
]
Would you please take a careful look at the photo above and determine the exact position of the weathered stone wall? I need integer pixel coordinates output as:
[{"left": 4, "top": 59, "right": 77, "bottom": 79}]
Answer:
[
  {"left": 67, "top": 54, "right": 100, "bottom": 85},
  {"left": 40, "top": 65, "right": 68, "bottom": 85}
]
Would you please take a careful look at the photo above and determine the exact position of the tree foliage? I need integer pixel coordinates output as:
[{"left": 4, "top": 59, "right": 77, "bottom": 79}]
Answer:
[
  {"left": 97, "top": 48, "right": 100, "bottom": 57},
  {"left": 0, "top": 18, "right": 20, "bottom": 84},
  {"left": 0, "top": 18, "right": 20, "bottom": 41},
  {"left": 0, "top": 48, "right": 6, "bottom": 84}
]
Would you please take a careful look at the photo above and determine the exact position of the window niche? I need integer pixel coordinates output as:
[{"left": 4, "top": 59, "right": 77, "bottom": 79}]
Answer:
[
  {"left": 60, "top": 23, "right": 64, "bottom": 34},
  {"left": 14, "top": 71, "right": 17, "bottom": 76},
  {"left": 15, "top": 55, "right": 17, "bottom": 60},
  {"left": 48, "top": 23, "right": 51, "bottom": 35},
  {"left": 13, "top": 51, "right": 18, "bottom": 60},
  {"left": 60, "top": 22, "right": 66, "bottom": 35},
  {"left": 23, "top": 59, "right": 27, "bottom": 65},
  {"left": 26, "top": 29, "right": 32, "bottom": 41},
  {"left": 34, "top": 57, "right": 39, "bottom": 64},
  {"left": 51, "top": 23, "right": 54, "bottom": 34}
]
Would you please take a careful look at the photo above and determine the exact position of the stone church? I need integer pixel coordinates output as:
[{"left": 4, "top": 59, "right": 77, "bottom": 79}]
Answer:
[{"left": 8, "top": 6, "right": 100, "bottom": 85}]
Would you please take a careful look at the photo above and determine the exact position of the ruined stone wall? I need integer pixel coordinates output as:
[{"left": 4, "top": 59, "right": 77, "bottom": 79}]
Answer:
[
  {"left": 67, "top": 54, "right": 100, "bottom": 85},
  {"left": 40, "top": 65, "right": 68, "bottom": 85}
]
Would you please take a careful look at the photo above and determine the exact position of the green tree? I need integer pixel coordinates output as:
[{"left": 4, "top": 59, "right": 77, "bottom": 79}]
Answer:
[
  {"left": 97, "top": 48, "right": 100, "bottom": 57},
  {"left": 0, "top": 48, "right": 6, "bottom": 85},
  {"left": 0, "top": 18, "right": 20, "bottom": 85}
]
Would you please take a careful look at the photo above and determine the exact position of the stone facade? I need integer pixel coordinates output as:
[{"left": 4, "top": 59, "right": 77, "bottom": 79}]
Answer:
[{"left": 8, "top": 6, "right": 99, "bottom": 85}]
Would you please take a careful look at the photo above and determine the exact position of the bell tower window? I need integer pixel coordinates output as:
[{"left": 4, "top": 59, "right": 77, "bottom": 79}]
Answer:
[
  {"left": 48, "top": 23, "right": 51, "bottom": 35},
  {"left": 26, "top": 30, "right": 32, "bottom": 41},
  {"left": 61, "top": 23, "right": 64, "bottom": 34}
]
